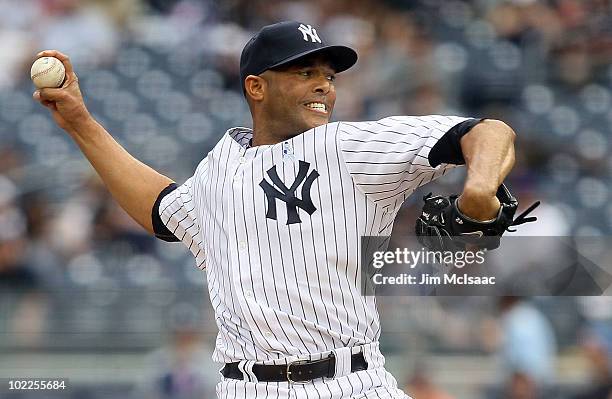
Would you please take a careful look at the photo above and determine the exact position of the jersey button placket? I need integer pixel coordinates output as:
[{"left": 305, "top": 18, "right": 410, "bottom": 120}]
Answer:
[
  {"left": 233, "top": 149, "right": 247, "bottom": 184},
  {"left": 233, "top": 146, "right": 264, "bottom": 349}
]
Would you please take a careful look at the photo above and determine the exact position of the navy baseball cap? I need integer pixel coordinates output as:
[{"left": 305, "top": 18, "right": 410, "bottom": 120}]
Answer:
[{"left": 239, "top": 21, "right": 358, "bottom": 93}]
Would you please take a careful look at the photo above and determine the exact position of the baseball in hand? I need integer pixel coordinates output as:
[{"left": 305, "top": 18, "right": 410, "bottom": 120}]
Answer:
[{"left": 30, "top": 56, "right": 66, "bottom": 89}]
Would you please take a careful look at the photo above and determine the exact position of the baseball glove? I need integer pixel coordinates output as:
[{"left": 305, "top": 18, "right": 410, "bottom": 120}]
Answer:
[{"left": 415, "top": 184, "right": 540, "bottom": 251}]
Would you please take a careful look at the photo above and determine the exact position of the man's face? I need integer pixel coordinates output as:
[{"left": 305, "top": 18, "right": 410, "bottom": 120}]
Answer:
[{"left": 259, "top": 56, "right": 337, "bottom": 139}]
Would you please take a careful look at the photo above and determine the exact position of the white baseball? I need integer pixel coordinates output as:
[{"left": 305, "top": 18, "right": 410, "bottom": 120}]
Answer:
[{"left": 30, "top": 57, "right": 66, "bottom": 89}]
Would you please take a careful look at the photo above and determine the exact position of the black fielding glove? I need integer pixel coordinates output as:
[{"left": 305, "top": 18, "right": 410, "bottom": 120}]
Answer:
[{"left": 415, "top": 184, "right": 540, "bottom": 251}]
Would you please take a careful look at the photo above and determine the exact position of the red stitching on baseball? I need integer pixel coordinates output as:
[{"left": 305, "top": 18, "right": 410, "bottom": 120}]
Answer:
[{"left": 32, "top": 59, "right": 64, "bottom": 80}]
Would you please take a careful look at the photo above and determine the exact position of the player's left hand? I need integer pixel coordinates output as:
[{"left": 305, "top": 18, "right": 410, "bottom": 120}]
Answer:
[{"left": 414, "top": 183, "right": 540, "bottom": 251}]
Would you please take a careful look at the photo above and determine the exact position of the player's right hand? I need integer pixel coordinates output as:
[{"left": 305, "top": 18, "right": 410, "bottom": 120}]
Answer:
[{"left": 32, "top": 50, "right": 93, "bottom": 136}]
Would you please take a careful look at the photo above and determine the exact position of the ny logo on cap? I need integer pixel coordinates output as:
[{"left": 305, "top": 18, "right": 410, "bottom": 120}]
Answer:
[{"left": 298, "top": 24, "right": 322, "bottom": 43}]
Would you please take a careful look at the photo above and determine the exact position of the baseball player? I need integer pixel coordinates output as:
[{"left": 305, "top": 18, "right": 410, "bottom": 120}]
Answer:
[{"left": 33, "top": 21, "right": 520, "bottom": 399}]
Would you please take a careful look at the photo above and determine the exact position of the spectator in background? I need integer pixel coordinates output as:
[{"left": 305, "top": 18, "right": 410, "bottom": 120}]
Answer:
[
  {"left": 20, "top": 190, "right": 64, "bottom": 287},
  {"left": 503, "top": 372, "right": 540, "bottom": 399},
  {"left": 93, "top": 198, "right": 157, "bottom": 254},
  {"left": 573, "top": 338, "right": 612, "bottom": 399},
  {"left": 0, "top": 0, "right": 40, "bottom": 88},
  {"left": 573, "top": 298, "right": 612, "bottom": 399},
  {"left": 34, "top": 0, "right": 119, "bottom": 69},
  {"left": 405, "top": 366, "right": 455, "bottom": 399},
  {"left": 0, "top": 176, "right": 47, "bottom": 347},
  {"left": 485, "top": 297, "right": 558, "bottom": 399},
  {"left": 143, "top": 0, "right": 182, "bottom": 14},
  {"left": 50, "top": 174, "right": 108, "bottom": 258},
  {"left": 0, "top": 178, "right": 34, "bottom": 289},
  {"left": 91, "top": 0, "right": 143, "bottom": 29},
  {"left": 134, "top": 304, "right": 217, "bottom": 399}
]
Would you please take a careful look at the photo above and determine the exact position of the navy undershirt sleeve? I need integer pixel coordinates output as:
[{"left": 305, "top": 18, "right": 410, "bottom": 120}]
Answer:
[
  {"left": 428, "top": 118, "right": 485, "bottom": 167},
  {"left": 152, "top": 183, "right": 180, "bottom": 242}
]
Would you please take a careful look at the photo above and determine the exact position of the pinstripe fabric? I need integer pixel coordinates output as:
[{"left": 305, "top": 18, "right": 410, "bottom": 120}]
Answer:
[
  {"left": 158, "top": 115, "right": 471, "bottom": 398},
  {"left": 216, "top": 367, "right": 408, "bottom": 398}
]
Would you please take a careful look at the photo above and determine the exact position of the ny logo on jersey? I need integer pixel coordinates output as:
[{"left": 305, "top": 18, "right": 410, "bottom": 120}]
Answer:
[
  {"left": 259, "top": 160, "right": 319, "bottom": 225},
  {"left": 298, "top": 24, "right": 322, "bottom": 43}
]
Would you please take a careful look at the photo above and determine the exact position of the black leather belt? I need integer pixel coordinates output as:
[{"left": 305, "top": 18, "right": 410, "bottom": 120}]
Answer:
[{"left": 221, "top": 352, "right": 368, "bottom": 383}]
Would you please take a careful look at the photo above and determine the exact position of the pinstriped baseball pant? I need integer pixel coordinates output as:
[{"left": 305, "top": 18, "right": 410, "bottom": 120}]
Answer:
[
  {"left": 216, "top": 367, "right": 411, "bottom": 398},
  {"left": 215, "top": 343, "right": 412, "bottom": 398}
]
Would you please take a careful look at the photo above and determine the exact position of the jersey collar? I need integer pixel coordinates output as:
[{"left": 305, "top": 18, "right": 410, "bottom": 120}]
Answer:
[{"left": 227, "top": 127, "right": 253, "bottom": 149}]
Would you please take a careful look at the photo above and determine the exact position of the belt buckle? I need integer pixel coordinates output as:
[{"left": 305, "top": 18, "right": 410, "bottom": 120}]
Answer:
[{"left": 286, "top": 359, "right": 310, "bottom": 384}]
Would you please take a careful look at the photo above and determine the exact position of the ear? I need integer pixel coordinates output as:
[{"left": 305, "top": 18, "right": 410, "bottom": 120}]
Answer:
[{"left": 244, "top": 75, "right": 266, "bottom": 102}]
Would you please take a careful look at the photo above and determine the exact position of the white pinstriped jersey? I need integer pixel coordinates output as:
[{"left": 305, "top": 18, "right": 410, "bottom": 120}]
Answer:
[{"left": 158, "top": 115, "right": 470, "bottom": 398}]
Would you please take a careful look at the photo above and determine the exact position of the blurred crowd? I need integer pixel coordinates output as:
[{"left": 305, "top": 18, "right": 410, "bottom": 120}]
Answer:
[{"left": 1, "top": 0, "right": 612, "bottom": 398}]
